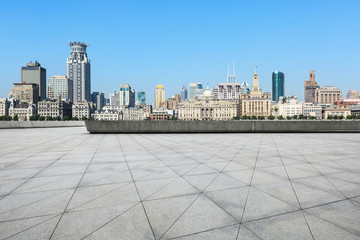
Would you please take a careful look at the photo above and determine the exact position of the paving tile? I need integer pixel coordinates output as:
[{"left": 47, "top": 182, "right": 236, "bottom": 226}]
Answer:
[
  {"left": 244, "top": 211, "right": 313, "bottom": 240},
  {"left": 162, "top": 194, "right": 237, "bottom": 239},
  {"left": 174, "top": 224, "right": 240, "bottom": 240}
]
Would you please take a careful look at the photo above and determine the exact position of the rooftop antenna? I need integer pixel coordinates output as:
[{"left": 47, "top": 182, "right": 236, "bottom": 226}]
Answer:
[{"left": 233, "top": 60, "right": 235, "bottom": 75}]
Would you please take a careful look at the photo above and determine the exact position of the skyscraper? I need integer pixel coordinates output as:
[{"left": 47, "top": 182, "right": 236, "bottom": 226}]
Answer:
[
  {"left": 47, "top": 76, "right": 73, "bottom": 101},
  {"left": 304, "top": 70, "right": 319, "bottom": 103},
  {"left": 272, "top": 71, "right": 285, "bottom": 102},
  {"left": 155, "top": 84, "right": 165, "bottom": 109},
  {"left": 180, "top": 85, "right": 188, "bottom": 102},
  {"left": 119, "top": 84, "right": 135, "bottom": 107},
  {"left": 66, "top": 42, "right": 91, "bottom": 102},
  {"left": 137, "top": 91, "right": 146, "bottom": 104},
  {"left": 91, "top": 92, "right": 105, "bottom": 110},
  {"left": 21, "top": 61, "right": 46, "bottom": 100},
  {"left": 227, "top": 62, "right": 236, "bottom": 83},
  {"left": 189, "top": 83, "right": 203, "bottom": 101}
]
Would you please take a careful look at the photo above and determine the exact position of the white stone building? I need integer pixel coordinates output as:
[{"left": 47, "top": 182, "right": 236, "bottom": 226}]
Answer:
[
  {"left": 9, "top": 102, "right": 36, "bottom": 121},
  {"left": 0, "top": 98, "right": 11, "bottom": 116},
  {"left": 303, "top": 103, "right": 322, "bottom": 119},
  {"left": 273, "top": 96, "right": 303, "bottom": 117},
  {"left": 72, "top": 101, "right": 92, "bottom": 119},
  {"left": 38, "top": 99, "right": 72, "bottom": 119},
  {"left": 92, "top": 110, "right": 120, "bottom": 121},
  {"left": 178, "top": 88, "right": 238, "bottom": 120}
]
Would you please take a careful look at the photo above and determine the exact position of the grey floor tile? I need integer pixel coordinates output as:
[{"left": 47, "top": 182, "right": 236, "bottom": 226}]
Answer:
[{"left": 173, "top": 224, "right": 240, "bottom": 240}]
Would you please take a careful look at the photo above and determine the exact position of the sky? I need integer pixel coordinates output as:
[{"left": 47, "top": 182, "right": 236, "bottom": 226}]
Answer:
[{"left": 0, "top": 0, "right": 359, "bottom": 104}]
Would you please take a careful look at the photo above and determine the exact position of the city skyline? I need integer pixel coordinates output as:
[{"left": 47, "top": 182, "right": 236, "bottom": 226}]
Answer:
[{"left": 0, "top": 1, "right": 359, "bottom": 103}]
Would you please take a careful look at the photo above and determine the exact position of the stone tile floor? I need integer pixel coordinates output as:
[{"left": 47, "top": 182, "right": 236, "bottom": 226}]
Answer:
[{"left": 0, "top": 127, "right": 360, "bottom": 239}]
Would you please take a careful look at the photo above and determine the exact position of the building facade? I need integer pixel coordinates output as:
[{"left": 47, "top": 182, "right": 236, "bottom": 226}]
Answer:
[
  {"left": 324, "top": 105, "right": 351, "bottom": 119},
  {"left": 180, "top": 85, "right": 188, "bottom": 102},
  {"left": 109, "top": 91, "right": 120, "bottom": 105},
  {"left": 38, "top": 99, "right": 72, "bottom": 119},
  {"left": 119, "top": 84, "right": 135, "bottom": 107},
  {"left": 121, "top": 107, "right": 145, "bottom": 120},
  {"left": 0, "top": 99, "right": 11, "bottom": 116},
  {"left": 315, "top": 86, "right": 342, "bottom": 105},
  {"left": 47, "top": 76, "right": 73, "bottom": 101},
  {"left": 66, "top": 42, "right": 91, "bottom": 102},
  {"left": 239, "top": 72, "right": 271, "bottom": 117},
  {"left": 137, "top": 91, "right": 146, "bottom": 104},
  {"left": 274, "top": 96, "right": 302, "bottom": 117},
  {"left": 8, "top": 102, "right": 36, "bottom": 121},
  {"left": 12, "top": 83, "right": 39, "bottom": 104},
  {"left": 346, "top": 90, "right": 359, "bottom": 99},
  {"left": 91, "top": 92, "right": 105, "bottom": 111},
  {"left": 72, "top": 101, "right": 92, "bottom": 119},
  {"left": 21, "top": 61, "right": 46, "bottom": 100},
  {"left": 272, "top": 71, "right": 285, "bottom": 102},
  {"left": 92, "top": 109, "right": 120, "bottom": 121},
  {"left": 189, "top": 83, "right": 203, "bottom": 101},
  {"left": 155, "top": 84, "right": 165, "bottom": 109},
  {"left": 178, "top": 88, "right": 238, "bottom": 120},
  {"left": 303, "top": 103, "right": 322, "bottom": 119},
  {"left": 304, "top": 70, "right": 319, "bottom": 103}
]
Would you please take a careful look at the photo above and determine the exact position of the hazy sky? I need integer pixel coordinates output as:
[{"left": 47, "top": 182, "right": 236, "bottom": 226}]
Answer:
[{"left": 1, "top": 0, "right": 359, "bottom": 103}]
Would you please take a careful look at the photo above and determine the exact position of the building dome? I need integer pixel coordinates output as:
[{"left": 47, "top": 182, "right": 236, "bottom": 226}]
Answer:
[
  {"left": 156, "top": 84, "right": 164, "bottom": 89},
  {"left": 202, "top": 87, "right": 214, "bottom": 100}
]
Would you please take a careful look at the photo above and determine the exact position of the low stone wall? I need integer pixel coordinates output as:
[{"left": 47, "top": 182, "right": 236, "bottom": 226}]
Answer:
[
  {"left": 0, "top": 121, "right": 85, "bottom": 129},
  {"left": 85, "top": 120, "right": 360, "bottom": 133}
]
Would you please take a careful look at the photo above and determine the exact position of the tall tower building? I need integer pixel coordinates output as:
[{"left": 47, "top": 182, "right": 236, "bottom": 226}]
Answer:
[
  {"left": 180, "top": 85, "right": 188, "bottom": 101},
  {"left": 227, "top": 62, "right": 236, "bottom": 83},
  {"left": 189, "top": 83, "right": 203, "bottom": 101},
  {"left": 119, "top": 84, "right": 135, "bottom": 107},
  {"left": 137, "top": 91, "right": 146, "bottom": 104},
  {"left": 155, "top": 84, "right": 165, "bottom": 109},
  {"left": 66, "top": 42, "right": 91, "bottom": 102},
  {"left": 304, "top": 70, "right": 319, "bottom": 103},
  {"left": 91, "top": 92, "right": 105, "bottom": 110},
  {"left": 21, "top": 61, "right": 46, "bottom": 100},
  {"left": 47, "top": 75, "right": 73, "bottom": 101},
  {"left": 272, "top": 71, "right": 285, "bottom": 102}
]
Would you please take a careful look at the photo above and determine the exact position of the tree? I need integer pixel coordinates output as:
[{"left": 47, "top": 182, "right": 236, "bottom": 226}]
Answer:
[
  {"left": 13, "top": 115, "right": 18, "bottom": 121},
  {"left": 63, "top": 116, "right": 70, "bottom": 121},
  {"left": 274, "top": 107, "right": 278, "bottom": 112},
  {"left": 339, "top": 115, "right": 344, "bottom": 120},
  {"left": 54, "top": 116, "right": 62, "bottom": 121},
  {"left": 233, "top": 116, "right": 240, "bottom": 120},
  {"left": 277, "top": 115, "right": 284, "bottom": 120},
  {"left": 72, "top": 116, "right": 78, "bottom": 120},
  {"left": 258, "top": 116, "right": 265, "bottom": 120},
  {"left": 292, "top": 115, "right": 298, "bottom": 120},
  {"left": 82, "top": 116, "right": 88, "bottom": 121},
  {"left": 268, "top": 115, "right": 275, "bottom": 120},
  {"left": 39, "top": 116, "right": 45, "bottom": 121},
  {"left": 286, "top": 116, "right": 292, "bottom": 120},
  {"left": 251, "top": 115, "right": 257, "bottom": 120},
  {"left": 46, "top": 116, "right": 53, "bottom": 121},
  {"left": 241, "top": 115, "right": 249, "bottom": 120}
]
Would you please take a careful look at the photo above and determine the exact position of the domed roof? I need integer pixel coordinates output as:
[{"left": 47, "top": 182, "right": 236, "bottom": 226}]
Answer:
[
  {"left": 156, "top": 84, "right": 164, "bottom": 89},
  {"left": 202, "top": 87, "right": 214, "bottom": 100}
]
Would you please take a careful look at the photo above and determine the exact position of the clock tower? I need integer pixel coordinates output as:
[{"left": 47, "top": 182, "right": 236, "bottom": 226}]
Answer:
[{"left": 251, "top": 72, "right": 261, "bottom": 95}]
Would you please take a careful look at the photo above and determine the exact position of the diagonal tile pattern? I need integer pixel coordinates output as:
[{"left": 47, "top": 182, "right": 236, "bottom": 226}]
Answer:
[{"left": 0, "top": 128, "right": 360, "bottom": 239}]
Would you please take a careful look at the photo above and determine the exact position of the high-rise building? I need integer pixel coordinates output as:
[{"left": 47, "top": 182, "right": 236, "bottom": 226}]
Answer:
[
  {"left": 180, "top": 85, "right": 188, "bottom": 102},
  {"left": 91, "top": 92, "right": 105, "bottom": 111},
  {"left": 227, "top": 62, "right": 236, "bottom": 83},
  {"left": 272, "top": 71, "right": 285, "bottom": 102},
  {"left": 119, "top": 84, "right": 135, "bottom": 107},
  {"left": 137, "top": 91, "right": 146, "bottom": 104},
  {"left": 109, "top": 91, "right": 120, "bottom": 105},
  {"left": 66, "top": 42, "right": 91, "bottom": 102},
  {"left": 189, "top": 83, "right": 203, "bottom": 101},
  {"left": 47, "top": 76, "right": 73, "bottom": 101},
  {"left": 155, "top": 84, "right": 165, "bottom": 109},
  {"left": 304, "top": 70, "right": 319, "bottom": 103},
  {"left": 12, "top": 83, "right": 39, "bottom": 104},
  {"left": 239, "top": 72, "right": 271, "bottom": 117},
  {"left": 21, "top": 61, "right": 46, "bottom": 100}
]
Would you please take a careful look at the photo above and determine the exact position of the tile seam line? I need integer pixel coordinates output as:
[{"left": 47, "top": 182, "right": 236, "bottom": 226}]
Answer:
[
  {"left": 48, "top": 134, "right": 105, "bottom": 240},
  {"left": 132, "top": 134, "right": 255, "bottom": 239},
  {"left": 236, "top": 134, "right": 264, "bottom": 239},
  {"left": 0, "top": 134, "right": 96, "bottom": 201}
]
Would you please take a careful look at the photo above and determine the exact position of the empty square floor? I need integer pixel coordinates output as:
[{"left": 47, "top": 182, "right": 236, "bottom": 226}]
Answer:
[{"left": 0, "top": 127, "right": 360, "bottom": 240}]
